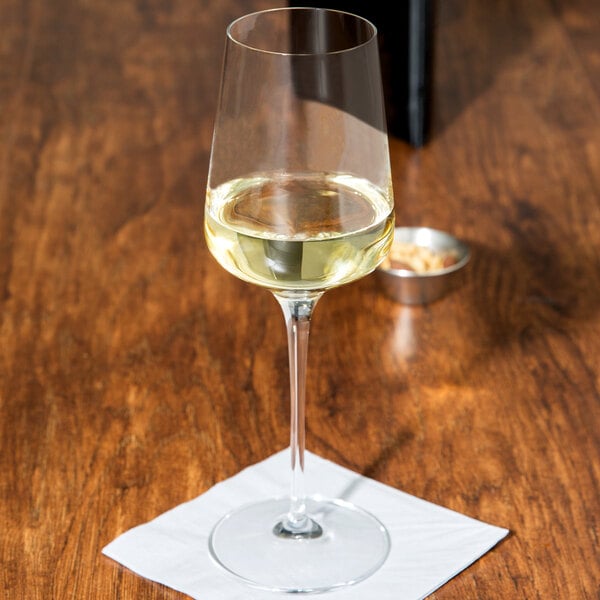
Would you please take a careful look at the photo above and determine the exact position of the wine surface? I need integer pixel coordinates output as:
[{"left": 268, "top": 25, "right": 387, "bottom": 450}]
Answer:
[{"left": 205, "top": 172, "right": 394, "bottom": 292}]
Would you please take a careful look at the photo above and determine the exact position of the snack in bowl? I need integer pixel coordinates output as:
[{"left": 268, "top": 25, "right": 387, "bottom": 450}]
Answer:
[
  {"left": 380, "top": 241, "right": 458, "bottom": 274},
  {"left": 375, "top": 227, "right": 470, "bottom": 304}
]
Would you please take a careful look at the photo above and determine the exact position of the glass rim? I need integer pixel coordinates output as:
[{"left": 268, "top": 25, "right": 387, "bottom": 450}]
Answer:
[{"left": 226, "top": 6, "right": 378, "bottom": 57}]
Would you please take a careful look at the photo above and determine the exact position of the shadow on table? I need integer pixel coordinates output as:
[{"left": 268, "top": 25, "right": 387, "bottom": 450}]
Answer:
[
  {"left": 429, "top": 1, "right": 552, "bottom": 141},
  {"left": 462, "top": 231, "right": 600, "bottom": 352}
]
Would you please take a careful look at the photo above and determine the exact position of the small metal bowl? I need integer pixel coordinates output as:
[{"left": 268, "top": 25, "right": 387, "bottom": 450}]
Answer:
[{"left": 375, "top": 226, "right": 470, "bottom": 305}]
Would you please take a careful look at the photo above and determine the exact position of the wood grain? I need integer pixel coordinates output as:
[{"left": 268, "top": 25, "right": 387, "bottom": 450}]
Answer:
[{"left": 1, "top": 0, "right": 599, "bottom": 598}]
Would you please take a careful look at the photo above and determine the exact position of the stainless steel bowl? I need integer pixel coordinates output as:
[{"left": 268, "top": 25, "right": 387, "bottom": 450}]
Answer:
[{"left": 375, "top": 227, "right": 470, "bottom": 305}]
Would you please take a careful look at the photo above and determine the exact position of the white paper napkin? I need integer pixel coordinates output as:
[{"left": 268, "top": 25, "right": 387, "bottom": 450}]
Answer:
[{"left": 102, "top": 449, "right": 509, "bottom": 599}]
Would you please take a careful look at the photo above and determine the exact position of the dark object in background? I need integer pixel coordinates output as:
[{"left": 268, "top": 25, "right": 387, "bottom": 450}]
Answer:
[
  {"left": 288, "top": 8, "right": 388, "bottom": 133},
  {"left": 288, "top": 1, "right": 435, "bottom": 147}
]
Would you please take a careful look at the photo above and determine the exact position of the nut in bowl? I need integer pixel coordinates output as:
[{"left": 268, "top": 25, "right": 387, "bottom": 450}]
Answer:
[{"left": 375, "top": 227, "right": 470, "bottom": 305}]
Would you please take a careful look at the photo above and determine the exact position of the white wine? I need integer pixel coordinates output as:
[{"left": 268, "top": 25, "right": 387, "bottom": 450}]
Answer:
[{"left": 205, "top": 172, "right": 394, "bottom": 292}]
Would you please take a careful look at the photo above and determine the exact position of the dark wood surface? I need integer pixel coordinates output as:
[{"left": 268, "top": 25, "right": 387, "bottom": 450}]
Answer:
[{"left": 2, "top": 0, "right": 599, "bottom": 598}]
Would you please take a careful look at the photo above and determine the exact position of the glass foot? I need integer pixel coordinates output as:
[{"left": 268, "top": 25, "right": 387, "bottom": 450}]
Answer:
[{"left": 208, "top": 497, "right": 390, "bottom": 593}]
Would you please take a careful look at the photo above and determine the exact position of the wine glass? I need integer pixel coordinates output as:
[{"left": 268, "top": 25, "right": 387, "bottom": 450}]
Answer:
[{"left": 204, "top": 7, "right": 395, "bottom": 593}]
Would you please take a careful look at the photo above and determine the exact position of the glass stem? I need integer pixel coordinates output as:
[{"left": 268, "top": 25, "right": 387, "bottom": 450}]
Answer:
[{"left": 272, "top": 291, "right": 323, "bottom": 539}]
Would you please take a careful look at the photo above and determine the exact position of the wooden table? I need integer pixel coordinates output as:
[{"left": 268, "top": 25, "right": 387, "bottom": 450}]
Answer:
[{"left": 2, "top": 0, "right": 599, "bottom": 597}]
